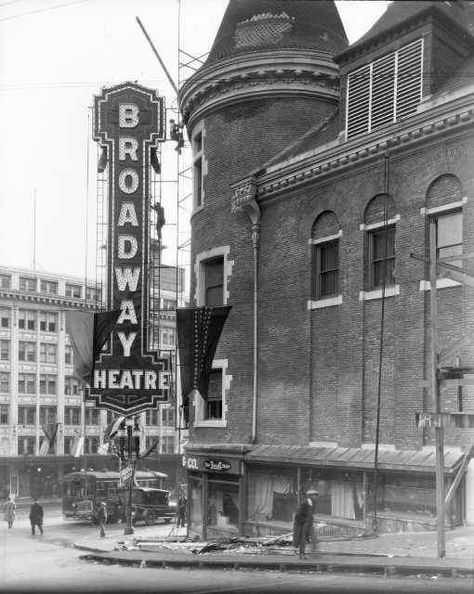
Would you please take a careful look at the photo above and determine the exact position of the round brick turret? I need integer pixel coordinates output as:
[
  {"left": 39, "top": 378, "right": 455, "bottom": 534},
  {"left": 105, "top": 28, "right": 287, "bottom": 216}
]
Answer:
[{"left": 178, "top": 0, "right": 348, "bottom": 442}]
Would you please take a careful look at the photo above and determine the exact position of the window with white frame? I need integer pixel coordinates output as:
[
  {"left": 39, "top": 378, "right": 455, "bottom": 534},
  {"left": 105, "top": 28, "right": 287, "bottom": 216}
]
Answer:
[
  {"left": 18, "top": 310, "right": 36, "bottom": 331},
  {"left": 0, "top": 404, "right": 9, "bottom": 424},
  {"left": 18, "top": 436, "right": 35, "bottom": 455},
  {"left": 0, "top": 372, "right": 10, "bottom": 393},
  {"left": 346, "top": 38, "right": 423, "bottom": 139},
  {"left": 19, "top": 276, "right": 37, "bottom": 292},
  {"left": 161, "top": 435, "right": 175, "bottom": 454},
  {"left": 64, "top": 344, "right": 73, "bottom": 365},
  {"left": 311, "top": 212, "right": 341, "bottom": 300},
  {"left": 192, "top": 129, "right": 204, "bottom": 208},
  {"left": 145, "top": 409, "right": 159, "bottom": 426},
  {"left": 40, "top": 343, "right": 57, "bottom": 364},
  {"left": 40, "top": 406, "right": 57, "bottom": 425},
  {"left": 64, "top": 376, "right": 81, "bottom": 395},
  {"left": 434, "top": 211, "right": 462, "bottom": 269},
  {"left": 18, "top": 406, "right": 36, "bottom": 425},
  {"left": 39, "top": 312, "right": 57, "bottom": 333},
  {"left": 204, "top": 257, "right": 224, "bottom": 306},
  {"left": 85, "top": 408, "right": 100, "bottom": 425},
  {"left": 0, "top": 274, "right": 11, "bottom": 290},
  {"left": 368, "top": 226, "right": 396, "bottom": 289},
  {"left": 18, "top": 373, "right": 36, "bottom": 394},
  {"left": 19, "top": 341, "right": 36, "bottom": 362},
  {"left": 64, "top": 406, "right": 81, "bottom": 425},
  {"left": 162, "top": 407, "right": 175, "bottom": 426},
  {"left": 204, "top": 369, "right": 223, "bottom": 420},
  {"left": 39, "top": 374, "right": 56, "bottom": 395},
  {"left": 0, "top": 339, "right": 10, "bottom": 361},
  {"left": 40, "top": 279, "right": 58, "bottom": 295},
  {"left": 65, "top": 283, "right": 82, "bottom": 298},
  {"left": 0, "top": 308, "right": 10, "bottom": 328}
]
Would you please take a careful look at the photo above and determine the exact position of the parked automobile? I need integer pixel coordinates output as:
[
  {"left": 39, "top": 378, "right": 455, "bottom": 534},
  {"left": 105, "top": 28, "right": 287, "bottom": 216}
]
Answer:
[{"left": 131, "top": 487, "right": 176, "bottom": 525}]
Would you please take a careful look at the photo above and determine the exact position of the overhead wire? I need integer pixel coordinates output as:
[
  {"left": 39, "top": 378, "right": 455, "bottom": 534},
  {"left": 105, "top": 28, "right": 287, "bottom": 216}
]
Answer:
[{"left": 0, "top": 0, "right": 90, "bottom": 22}]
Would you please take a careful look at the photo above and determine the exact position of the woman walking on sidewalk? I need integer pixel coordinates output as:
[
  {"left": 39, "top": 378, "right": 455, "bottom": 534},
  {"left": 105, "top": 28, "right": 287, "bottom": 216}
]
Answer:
[{"left": 3, "top": 495, "right": 16, "bottom": 531}]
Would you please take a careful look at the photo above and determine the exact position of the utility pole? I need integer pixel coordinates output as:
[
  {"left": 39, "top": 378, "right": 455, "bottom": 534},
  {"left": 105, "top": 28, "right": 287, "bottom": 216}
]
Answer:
[{"left": 429, "top": 220, "right": 446, "bottom": 558}]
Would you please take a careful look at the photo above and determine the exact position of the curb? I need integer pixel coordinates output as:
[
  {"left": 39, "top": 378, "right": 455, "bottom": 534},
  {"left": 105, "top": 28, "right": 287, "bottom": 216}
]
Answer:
[{"left": 79, "top": 551, "right": 474, "bottom": 579}]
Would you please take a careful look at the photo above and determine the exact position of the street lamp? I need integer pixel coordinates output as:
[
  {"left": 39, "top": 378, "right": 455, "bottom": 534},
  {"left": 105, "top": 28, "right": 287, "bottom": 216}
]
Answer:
[{"left": 116, "top": 416, "right": 141, "bottom": 536}]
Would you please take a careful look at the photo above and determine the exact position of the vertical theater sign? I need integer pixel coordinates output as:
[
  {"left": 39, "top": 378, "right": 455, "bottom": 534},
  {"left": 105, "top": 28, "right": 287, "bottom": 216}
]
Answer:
[{"left": 91, "top": 82, "right": 169, "bottom": 415}]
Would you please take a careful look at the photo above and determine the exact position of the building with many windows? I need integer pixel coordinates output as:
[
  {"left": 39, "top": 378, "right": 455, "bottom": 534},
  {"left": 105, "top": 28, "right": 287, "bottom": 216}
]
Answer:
[
  {"left": 178, "top": 0, "right": 474, "bottom": 539},
  {"left": 0, "top": 264, "right": 186, "bottom": 497}
]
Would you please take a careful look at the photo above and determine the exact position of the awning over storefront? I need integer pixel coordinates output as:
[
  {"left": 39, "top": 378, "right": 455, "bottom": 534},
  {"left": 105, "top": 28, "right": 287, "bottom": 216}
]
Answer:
[{"left": 245, "top": 445, "right": 464, "bottom": 475}]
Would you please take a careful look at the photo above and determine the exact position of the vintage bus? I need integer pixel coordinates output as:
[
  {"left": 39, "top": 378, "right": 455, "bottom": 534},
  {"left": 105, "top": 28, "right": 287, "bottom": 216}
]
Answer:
[{"left": 62, "top": 470, "right": 174, "bottom": 524}]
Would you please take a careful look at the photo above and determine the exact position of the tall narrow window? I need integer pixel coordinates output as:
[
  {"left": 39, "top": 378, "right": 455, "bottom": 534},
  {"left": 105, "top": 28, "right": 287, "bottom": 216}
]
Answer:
[
  {"left": 435, "top": 211, "right": 462, "bottom": 269},
  {"left": 193, "top": 130, "right": 204, "bottom": 208},
  {"left": 204, "top": 257, "right": 224, "bottom": 306},
  {"left": 311, "top": 211, "right": 341, "bottom": 301},
  {"left": 369, "top": 226, "right": 396, "bottom": 288},
  {"left": 0, "top": 340, "right": 10, "bottom": 361},
  {"left": 313, "top": 240, "right": 340, "bottom": 299},
  {"left": 204, "top": 369, "right": 223, "bottom": 420}
]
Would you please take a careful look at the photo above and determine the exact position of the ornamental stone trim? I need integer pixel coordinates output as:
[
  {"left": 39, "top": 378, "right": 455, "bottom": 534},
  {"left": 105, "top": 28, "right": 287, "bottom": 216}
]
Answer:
[{"left": 253, "top": 106, "right": 473, "bottom": 200}]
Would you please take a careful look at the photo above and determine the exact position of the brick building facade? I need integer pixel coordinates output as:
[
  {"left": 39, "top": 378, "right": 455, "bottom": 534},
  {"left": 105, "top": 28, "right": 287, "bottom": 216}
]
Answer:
[{"left": 179, "top": 0, "right": 474, "bottom": 538}]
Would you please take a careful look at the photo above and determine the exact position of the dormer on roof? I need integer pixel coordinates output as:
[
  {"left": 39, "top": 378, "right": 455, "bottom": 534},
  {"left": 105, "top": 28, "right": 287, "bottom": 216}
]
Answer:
[{"left": 335, "top": 0, "right": 474, "bottom": 141}]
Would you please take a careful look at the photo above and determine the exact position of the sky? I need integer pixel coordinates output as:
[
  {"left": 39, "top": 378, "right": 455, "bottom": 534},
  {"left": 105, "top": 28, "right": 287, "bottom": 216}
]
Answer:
[{"left": 0, "top": 0, "right": 389, "bottom": 281}]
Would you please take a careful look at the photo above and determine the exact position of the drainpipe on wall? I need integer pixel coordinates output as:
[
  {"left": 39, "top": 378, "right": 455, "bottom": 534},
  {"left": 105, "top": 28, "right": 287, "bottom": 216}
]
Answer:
[{"left": 231, "top": 177, "right": 260, "bottom": 443}]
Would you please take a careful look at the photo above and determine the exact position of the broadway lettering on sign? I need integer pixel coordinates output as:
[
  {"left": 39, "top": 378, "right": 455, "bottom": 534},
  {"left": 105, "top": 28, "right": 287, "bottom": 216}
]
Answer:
[{"left": 91, "top": 82, "right": 169, "bottom": 415}]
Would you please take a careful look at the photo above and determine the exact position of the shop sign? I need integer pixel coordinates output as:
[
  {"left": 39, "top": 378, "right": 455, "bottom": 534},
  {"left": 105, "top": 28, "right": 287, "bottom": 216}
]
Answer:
[
  {"left": 204, "top": 459, "right": 231, "bottom": 472},
  {"left": 182, "top": 455, "right": 238, "bottom": 473},
  {"left": 91, "top": 82, "right": 168, "bottom": 415},
  {"left": 182, "top": 455, "right": 198, "bottom": 470}
]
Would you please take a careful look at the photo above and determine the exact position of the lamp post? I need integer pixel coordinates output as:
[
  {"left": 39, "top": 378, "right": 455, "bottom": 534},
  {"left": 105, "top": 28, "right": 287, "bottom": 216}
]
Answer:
[{"left": 116, "top": 416, "right": 141, "bottom": 536}]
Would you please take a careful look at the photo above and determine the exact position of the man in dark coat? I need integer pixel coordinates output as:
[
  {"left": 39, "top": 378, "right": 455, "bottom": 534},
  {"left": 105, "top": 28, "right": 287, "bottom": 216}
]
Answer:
[
  {"left": 29, "top": 497, "right": 44, "bottom": 536},
  {"left": 293, "top": 490, "right": 319, "bottom": 559}
]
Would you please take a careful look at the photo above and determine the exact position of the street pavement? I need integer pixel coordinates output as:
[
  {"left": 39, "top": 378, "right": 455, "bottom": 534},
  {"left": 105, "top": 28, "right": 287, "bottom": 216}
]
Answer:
[{"left": 75, "top": 522, "right": 474, "bottom": 580}]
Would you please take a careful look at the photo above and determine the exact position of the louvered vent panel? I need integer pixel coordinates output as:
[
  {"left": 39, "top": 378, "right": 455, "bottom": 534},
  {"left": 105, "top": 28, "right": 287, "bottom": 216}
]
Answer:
[
  {"left": 396, "top": 39, "right": 423, "bottom": 120},
  {"left": 371, "top": 53, "right": 396, "bottom": 132},
  {"left": 346, "top": 65, "right": 370, "bottom": 139},
  {"left": 345, "top": 38, "right": 423, "bottom": 139}
]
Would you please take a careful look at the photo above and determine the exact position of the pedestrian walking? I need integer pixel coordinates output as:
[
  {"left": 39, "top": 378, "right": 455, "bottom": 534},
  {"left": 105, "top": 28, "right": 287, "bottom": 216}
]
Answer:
[
  {"left": 3, "top": 495, "right": 16, "bottom": 531},
  {"left": 29, "top": 497, "right": 44, "bottom": 536},
  {"left": 97, "top": 501, "right": 107, "bottom": 538},
  {"left": 293, "top": 489, "right": 319, "bottom": 560}
]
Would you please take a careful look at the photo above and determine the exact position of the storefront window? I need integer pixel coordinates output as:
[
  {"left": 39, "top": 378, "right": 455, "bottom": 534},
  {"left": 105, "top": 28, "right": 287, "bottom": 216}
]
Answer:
[
  {"left": 247, "top": 468, "right": 297, "bottom": 524},
  {"left": 188, "top": 476, "right": 203, "bottom": 537},
  {"left": 207, "top": 479, "right": 239, "bottom": 538},
  {"left": 366, "top": 474, "right": 436, "bottom": 517},
  {"left": 302, "top": 470, "right": 364, "bottom": 520}
]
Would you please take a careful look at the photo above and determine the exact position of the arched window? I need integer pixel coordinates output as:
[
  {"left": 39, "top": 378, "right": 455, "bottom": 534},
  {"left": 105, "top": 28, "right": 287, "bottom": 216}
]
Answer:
[
  {"left": 311, "top": 211, "right": 341, "bottom": 300},
  {"left": 363, "top": 195, "right": 397, "bottom": 290}
]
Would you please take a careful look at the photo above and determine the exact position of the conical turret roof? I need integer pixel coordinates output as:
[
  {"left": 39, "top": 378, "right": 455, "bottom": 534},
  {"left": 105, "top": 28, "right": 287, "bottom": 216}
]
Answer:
[{"left": 205, "top": 0, "right": 348, "bottom": 65}]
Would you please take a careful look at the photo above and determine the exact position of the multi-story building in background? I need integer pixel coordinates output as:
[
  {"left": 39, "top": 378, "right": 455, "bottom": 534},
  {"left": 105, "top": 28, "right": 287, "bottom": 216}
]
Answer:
[{"left": 0, "top": 264, "right": 186, "bottom": 498}]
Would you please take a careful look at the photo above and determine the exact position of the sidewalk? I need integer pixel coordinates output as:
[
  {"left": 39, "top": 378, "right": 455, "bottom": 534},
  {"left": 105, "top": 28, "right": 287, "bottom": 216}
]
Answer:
[{"left": 75, "top": 524, "right": 474, "bottom": 579}]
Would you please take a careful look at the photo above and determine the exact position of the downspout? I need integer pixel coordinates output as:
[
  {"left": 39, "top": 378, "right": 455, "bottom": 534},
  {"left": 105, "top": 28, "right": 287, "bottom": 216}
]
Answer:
[{"left": 231, "top": 178, "right": 260, "bottom": 443}]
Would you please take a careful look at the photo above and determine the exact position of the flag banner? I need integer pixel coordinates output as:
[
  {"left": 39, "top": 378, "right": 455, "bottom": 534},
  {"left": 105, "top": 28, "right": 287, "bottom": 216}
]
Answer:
[
  {"left": 139, "top": 439, "right": 159, "bottom": 459},
  {"left": 437, "top": 260, "right": 474, "bottom": 288},
  {"left": 97, "top": 442, "right": 110, "bottom": 455},
  {"left": 39, "top": 423, "right": 59, "bottom": 455},
  {"left": 103, "top": 415, "right": 125, "bottom": 441},
  {"left": 176, "top": 306, "right": 231, "bottom": 424},
  {"left": 65, "top": 310, "right": 121, "bottom": 385}
]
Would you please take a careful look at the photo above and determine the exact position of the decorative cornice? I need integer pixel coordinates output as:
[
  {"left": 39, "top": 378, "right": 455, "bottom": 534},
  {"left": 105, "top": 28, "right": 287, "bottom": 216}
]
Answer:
[
  {"left": 0, "top": 290, "right": 100, "bottom": 310},
  {"left": 246, "top": 98, "right": 474, "bottom": 201},
  {"left": 179, "top": 49, "right": 340, "bottom": 130}
]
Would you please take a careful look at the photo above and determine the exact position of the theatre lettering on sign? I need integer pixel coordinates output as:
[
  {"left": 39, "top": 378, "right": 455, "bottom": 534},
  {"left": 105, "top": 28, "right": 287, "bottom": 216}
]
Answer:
[{"left": 91, "top": 82, "right": 169, "bottom": 415}]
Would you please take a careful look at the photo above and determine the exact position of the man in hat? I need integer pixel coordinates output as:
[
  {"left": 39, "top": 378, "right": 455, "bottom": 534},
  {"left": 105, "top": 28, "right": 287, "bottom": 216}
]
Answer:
[
  {"left": 96, "top": 501, "right": 107, "bottom": 538},
  {"left": 29, "top": 497, "right": 44, "bottom": 536},
  {"left": 293, "top": 489, "right": 319, "bottom": 560}
]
